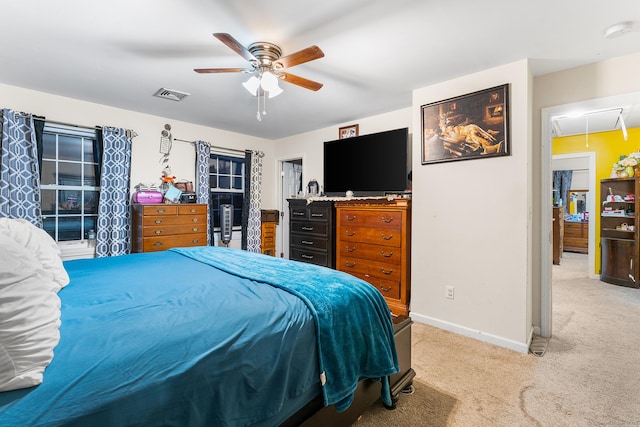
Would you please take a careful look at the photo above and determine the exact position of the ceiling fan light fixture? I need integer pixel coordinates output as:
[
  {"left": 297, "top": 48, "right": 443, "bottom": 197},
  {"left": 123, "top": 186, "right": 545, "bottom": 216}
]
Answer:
[
  {"left": 260, "top": 71, "right": 282, "bottom": 95},
  {"left": 242, "top": 76, "right": 260, "bottom": 95}
]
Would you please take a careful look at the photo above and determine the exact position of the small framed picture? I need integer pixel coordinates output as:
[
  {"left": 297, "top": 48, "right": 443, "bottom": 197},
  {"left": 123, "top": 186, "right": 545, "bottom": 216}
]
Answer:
[{"left": 339, "top": 124, "right": 359, "bottom": 139}]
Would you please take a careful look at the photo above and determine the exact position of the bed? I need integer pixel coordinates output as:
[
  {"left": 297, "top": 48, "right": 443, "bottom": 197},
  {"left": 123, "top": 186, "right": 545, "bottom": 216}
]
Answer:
[{"left": 0, "top": 220, "right": 402, "bottom": 427}]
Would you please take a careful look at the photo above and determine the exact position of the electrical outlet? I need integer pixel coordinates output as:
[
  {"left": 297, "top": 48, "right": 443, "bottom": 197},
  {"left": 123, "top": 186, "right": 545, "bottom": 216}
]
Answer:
[{"left": 446, "top": 286, "right": 455, "bottom": 299}]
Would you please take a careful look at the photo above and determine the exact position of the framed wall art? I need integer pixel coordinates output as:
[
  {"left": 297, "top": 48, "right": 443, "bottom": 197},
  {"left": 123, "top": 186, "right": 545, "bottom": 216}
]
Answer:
[
  {"left": 339, "top": 124, "right": 359, "bottom": 139},
  {"left": 421, "top": 84, "right": 510, "bottom": 165}
]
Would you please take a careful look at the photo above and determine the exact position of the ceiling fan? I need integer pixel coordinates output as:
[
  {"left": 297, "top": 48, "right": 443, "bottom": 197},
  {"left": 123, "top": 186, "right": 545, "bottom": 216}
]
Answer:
[{"left": 194, "top": 33, "right": 325, "bottom": 92}]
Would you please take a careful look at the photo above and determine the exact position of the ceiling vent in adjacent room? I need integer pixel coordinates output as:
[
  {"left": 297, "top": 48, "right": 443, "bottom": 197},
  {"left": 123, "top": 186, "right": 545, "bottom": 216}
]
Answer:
[{"left": 153, "top": 88, "right": 190, "bottom": 102}]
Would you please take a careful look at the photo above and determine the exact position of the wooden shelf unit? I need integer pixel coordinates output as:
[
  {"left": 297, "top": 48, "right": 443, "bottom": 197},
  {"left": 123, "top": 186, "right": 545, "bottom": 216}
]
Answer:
[{"left": 600, "top": 177, "right": 639, "bottom": 288}]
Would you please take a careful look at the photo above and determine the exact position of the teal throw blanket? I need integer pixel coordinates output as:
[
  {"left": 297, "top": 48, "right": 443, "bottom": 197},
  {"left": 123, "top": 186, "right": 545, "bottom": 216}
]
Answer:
[{"left": 170, "top": 246, "right": 399, "bottom": 411}]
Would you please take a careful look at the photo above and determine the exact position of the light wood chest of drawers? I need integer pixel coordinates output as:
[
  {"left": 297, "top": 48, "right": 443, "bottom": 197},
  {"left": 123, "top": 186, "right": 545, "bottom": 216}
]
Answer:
[
  {"left": 131, "top": 204, "right": 208, "bottom": 253},
  {"left": 335, "top": 198, "right": 411, "bottom": 316}
]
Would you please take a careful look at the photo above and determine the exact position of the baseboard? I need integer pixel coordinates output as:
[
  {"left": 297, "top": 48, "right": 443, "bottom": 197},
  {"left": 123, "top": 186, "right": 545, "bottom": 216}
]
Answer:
[{"left": 410, "top": 312, "right": 531, "bottom": 354}]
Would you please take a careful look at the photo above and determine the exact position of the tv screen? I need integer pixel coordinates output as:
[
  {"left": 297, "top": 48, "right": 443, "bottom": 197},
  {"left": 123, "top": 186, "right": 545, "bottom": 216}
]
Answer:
[{"left": 323, "top": 127, "right": 409, "bottom": 196}]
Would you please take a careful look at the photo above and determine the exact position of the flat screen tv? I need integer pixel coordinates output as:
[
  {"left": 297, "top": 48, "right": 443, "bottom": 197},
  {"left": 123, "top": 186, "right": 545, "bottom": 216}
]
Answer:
[{"left": 323, "top": 127, "right": 409, "bottom": 197}]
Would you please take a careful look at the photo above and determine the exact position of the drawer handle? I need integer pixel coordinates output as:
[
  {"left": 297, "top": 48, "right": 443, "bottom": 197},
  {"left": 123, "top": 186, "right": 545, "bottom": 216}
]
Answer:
[
  {"left": 153, "top": 242, "right": 163, "bottom": 247},
  {"left": 293, "top": 212, "right": 305, "bottom": 216},
  {"left": 154, "top": 230, "right": 163, "bottom": 235},
  {"left": 154, "top": 219, "right": 163, "bottom": 224},
  {"left": 156, "top": 209, "right": 166, "bottom": 214},
  {"left": 302, "top": 226, "right": 314, "bottom": 231},
  {"left": 380, "top": 216, "right": 394, "bottom": 223},
  {"left": 381, "top": 250, "right": 393, "bottom": 257},
  {"left": 380, "top": 234, "right": 393, "bottom": 240},
  {"left": 346, "top": 215, "right": 357, "bottom": 221},
  {"left": 192, "top": 227, "right": 200, "bottom": 232},
  {"left": 189, "top": 209, "right": 197, "bottom": 213},
  {"left": 345, "top": 261, "right": 356, "bottom": 267},
  {"left": 380, "top": 286, "right": 392, "bottom": 293},
  {"left": 311, "top": 213, "right": 324, "bottom": 218},
  {"left": 381, "top": 268, "right": 393, "bottom": 275},
  {"left": 301, "top": 254, "right": 314, "bottom": 259},
  {"left": 346, "top": 230, "right": 356, "bottom": 236},
  {"left": 192, "top": 239, "right": 200, "bottom": 243},
  {"left": 346, "top": 246, "right": 356, "bottom": 252},
  {"left": 192, "top": 218, "right": 199, "bottom": 223},
  {"left": 301, "top": 240, "right": 314, "bottom": 245}
]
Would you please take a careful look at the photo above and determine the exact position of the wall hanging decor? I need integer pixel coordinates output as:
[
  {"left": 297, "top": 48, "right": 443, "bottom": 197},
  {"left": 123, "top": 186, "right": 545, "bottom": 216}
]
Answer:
[{"left": 421, "top": 84, "right": 510, "bottom": 164}]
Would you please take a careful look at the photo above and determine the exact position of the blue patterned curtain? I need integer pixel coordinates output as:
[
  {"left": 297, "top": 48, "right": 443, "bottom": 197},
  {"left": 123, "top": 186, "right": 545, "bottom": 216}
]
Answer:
[
  {"left": 195, "top": 140, "right": 211, "bottom": 245},
  {"left": 95, "top": 127, "right": 134, "bottom": 257},
  {"left": 241, "top": 150, "right": 263, "bottom": 252},
  {"left": 553, "top": 170, "right": 573, "bottom": 206},
  {"left": 0, "top": 109, "right": 42, "bottom": 226}
]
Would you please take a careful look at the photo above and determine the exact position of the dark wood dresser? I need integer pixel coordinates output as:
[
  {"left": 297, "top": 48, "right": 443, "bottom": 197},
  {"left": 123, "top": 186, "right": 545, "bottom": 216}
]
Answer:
[
  {"left": 334, "top": 198, "right": 411, "bottom": 316},
  {"left": 287, "top": 199, "right": 335, "bottom": 268},
  {"left": 131, "top": 203, "right": 208, "bottom": 253}
]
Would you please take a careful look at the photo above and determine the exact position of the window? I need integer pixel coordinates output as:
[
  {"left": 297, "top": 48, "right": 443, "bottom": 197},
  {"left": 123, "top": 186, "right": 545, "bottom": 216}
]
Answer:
[
  {"left": 40, "top": 124, "right": 100, "bottom": 242},
  {"left": 209, "top": 154, "right": 244, "bottom": 229}
]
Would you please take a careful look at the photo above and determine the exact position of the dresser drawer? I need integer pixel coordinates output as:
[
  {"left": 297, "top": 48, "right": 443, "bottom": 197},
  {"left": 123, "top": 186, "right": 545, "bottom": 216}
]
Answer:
[
  {"left": 141, "top": 233, "right": 207, "bottom": 252},
  {"left": 178, "top": 204, "right": 208, "bottom": 215},
  {"left": 352, "top": 273, "right": 401, "bottom": 299},
  {"left": 142, "top": 214, "right": 206, "bottom": 227},
  {"left": 338, "top": 226, "right": 402, "bottom": 247},
  {"left": 338, "top": 256, "right": 402, "bottom": 282},
  {"left": 290, "top": 234, "right": 329, "bottom": 251},
  {"left": 291, "top": 221, "right": 329, "bottom": 236},
  {"left": 338, "top": 210, "right": 403, "bottom": 230},
  {"left": 142, "top": 223, "right": 206, "bottom": 237},
  {"left": 290, "top": 248, "right": 328, "bottom": 266},
  {"left": 138, "top": 205, "right": 178, "bottom": 216},
  {"left": 338, "top": 241, "right": 402, "bottom": 265}
]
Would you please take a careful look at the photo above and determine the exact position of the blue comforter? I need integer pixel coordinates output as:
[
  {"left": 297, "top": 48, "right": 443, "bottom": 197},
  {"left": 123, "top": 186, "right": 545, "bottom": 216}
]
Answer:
[
  {"left": 171, "top": 246, "right": 399, "bottom": 410},
  {"left": 0, "top": 250, "right": 322, "bottom": 426}
]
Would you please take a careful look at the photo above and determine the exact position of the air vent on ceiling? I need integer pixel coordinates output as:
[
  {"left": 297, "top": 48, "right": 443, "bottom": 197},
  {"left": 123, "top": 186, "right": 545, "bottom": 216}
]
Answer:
[{"left": 153, "top": 88, "right": 190, "bottom": 102}]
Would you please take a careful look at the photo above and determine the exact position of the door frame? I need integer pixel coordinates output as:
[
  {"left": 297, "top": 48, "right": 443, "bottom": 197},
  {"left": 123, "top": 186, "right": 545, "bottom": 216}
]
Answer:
[{"left": 276, "top": 154, "right": 305, "bottom": 259}]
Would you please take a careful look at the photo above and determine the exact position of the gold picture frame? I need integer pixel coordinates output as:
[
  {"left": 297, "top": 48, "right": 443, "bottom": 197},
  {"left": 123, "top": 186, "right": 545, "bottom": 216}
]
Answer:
[{"left": 339, "top": 124, "right": 359, "bottom": 139}]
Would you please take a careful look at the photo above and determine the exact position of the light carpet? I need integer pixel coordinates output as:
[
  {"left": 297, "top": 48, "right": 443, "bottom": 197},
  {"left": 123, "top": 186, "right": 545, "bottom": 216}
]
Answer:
[{"left": 355, "top": 252, "right": 640, "bottom": 426}]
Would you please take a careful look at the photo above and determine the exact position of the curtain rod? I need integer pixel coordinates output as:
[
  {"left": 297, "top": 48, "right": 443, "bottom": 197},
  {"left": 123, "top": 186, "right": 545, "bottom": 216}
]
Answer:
[
  {"left": 16, "top": 114, "right": 137, "bottom": 137},
  {"left": 173, "top": 138, "right": 248, "bottom": 155}
]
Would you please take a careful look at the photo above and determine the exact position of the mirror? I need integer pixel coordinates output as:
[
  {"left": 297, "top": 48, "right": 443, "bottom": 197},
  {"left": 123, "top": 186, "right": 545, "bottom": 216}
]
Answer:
[{"left": 567, "top": 190, "right": 588, "bottom": 220}]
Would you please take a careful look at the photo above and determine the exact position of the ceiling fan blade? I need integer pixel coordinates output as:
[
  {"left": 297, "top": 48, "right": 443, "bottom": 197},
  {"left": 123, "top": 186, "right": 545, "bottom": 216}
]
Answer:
[
  {"left": 279, "top": 72, "right": 323, "bottom": 91},
  {"left": 194, "top": 67, "right": 252, "bottom": 74},
  {"left": 213, "top": 33, "right": 256, "bottom": 63},
  {"left": 275, "top": 45, "right": 324, "bottom": 69}
]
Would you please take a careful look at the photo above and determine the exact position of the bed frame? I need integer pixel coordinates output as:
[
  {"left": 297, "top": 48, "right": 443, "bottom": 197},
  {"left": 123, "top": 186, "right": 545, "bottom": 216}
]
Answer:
[{"left": 281, "top": 315, "right": 415, "bottom": 426}]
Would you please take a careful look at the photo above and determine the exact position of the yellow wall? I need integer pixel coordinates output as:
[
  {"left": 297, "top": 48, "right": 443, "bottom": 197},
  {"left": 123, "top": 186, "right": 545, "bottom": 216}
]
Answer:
[{"left": 553, "top": 127, "right": 640, "bottom": 274}]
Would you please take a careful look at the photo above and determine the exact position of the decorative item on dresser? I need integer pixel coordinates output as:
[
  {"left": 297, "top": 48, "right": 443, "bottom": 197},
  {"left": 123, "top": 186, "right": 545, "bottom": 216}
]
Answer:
[
  {"left": 131, "top": 204, "right": 208, "bottom": 252},
  {"left": 335, "top": 198, "right": 411, "bottom": 316},
  {"left": 260, "top": 209, "right": 279, "bottom": 256},
  {"left": 288, "top": 199, "right": 335, "bottom": 268},
  {"left": 600, "top": 177, "right": 639, "bottom": 288}
]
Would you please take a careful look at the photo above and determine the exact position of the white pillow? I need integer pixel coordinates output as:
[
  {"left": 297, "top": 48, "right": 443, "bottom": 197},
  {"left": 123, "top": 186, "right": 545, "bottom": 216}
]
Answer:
[
  {"left": 0, "top": 218, "right": 70, "bottom": 291},
  {"left": 0, "top": 234, "right": 62, "bottom": 392}
]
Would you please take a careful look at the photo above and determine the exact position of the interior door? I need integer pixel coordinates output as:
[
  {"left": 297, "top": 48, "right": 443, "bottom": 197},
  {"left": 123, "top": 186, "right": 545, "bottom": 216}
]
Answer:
[{"left": 280, "top": 159, "right": 303, "bottom": 259}]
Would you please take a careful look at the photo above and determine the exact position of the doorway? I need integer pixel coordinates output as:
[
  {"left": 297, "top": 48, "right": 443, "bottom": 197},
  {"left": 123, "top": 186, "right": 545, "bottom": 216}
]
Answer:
[
  {"left": 552, "top": 153, "right": 596, "bottom": 276},
  {"left": 541, "top": 91, "right": 640, "bottom": 338},
  {"left": 278, "top": 158, "right": 303, "bottom": 259}
]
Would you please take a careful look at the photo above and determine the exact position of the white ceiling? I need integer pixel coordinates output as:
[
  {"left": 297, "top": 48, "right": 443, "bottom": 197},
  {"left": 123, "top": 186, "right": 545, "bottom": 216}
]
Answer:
[{"left": 2, "top": 0, "right": 640, "bottom": 140}]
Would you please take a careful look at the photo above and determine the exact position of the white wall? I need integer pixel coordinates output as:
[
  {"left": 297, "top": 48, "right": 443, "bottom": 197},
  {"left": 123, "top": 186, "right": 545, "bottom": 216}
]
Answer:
[
  {"left": 410, "top": 60, "right": 534, "bottom": 352},
  {"left": 0, "top": 83, "right": 277, "bottom": 248}
]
